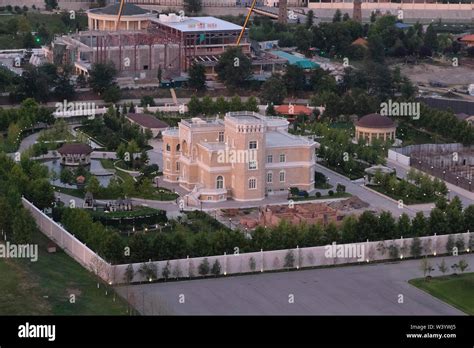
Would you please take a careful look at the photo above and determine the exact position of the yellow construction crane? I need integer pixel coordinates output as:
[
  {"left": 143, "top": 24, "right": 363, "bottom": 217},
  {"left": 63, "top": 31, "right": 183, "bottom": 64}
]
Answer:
[
  {"left": 115, "top": 0, "right": 126, "bottom": 31},
  {"left": 236, "top": 0, "right": 258, "bottom": 45}
]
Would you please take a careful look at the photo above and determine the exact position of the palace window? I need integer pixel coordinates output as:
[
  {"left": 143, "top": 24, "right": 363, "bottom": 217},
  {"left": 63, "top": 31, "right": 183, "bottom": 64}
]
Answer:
[{"left": 248, "top": 178, "right": 257, "bottom": 190}]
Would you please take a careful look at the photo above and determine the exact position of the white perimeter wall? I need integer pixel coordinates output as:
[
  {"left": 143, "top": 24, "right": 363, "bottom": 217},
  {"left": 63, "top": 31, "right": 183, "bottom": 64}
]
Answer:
[
  {"left": 23, "top": 197, "right": 472, "bottom": 285},
  {"left": 388, "top": 149, "right": 410, "bottom": 166}
]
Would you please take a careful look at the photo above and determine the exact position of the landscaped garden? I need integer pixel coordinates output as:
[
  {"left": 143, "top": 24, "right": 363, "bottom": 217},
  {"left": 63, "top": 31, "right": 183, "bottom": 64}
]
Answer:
[
  {"left": 80, "top": 106, "right": 152, "bottom": 152},
  {"left": 367, "top": 168, "right": 448, "bottom": 205},
  {"left": 314, "top": 123, "right": 389, "bottom": 180}
]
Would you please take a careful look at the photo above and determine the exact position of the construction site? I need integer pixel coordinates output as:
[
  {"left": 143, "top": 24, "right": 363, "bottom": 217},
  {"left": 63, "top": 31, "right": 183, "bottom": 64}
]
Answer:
[
  {"left": 45, "top": 5, "right": 249, "bottom": 80},
  {"left": 44, "top": 2, "right": 292, "bottom": 83}
]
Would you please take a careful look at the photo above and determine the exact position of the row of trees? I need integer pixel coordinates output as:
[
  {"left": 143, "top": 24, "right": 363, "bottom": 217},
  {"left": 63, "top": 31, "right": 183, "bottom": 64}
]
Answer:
[
  {"left": 0, "top": 98, "right": 54, "bottom": 152},
  {"left": 81, "top": 107, "right": 151, "bottom": 151},
  {"left": 411, "top": 103, "right": 474, "bottom": 145},
  {"left": 250, "top": 14, "right": 464, "bottom": 60},
  {"left": 371, "top": 169, "right": 448, "bottom": 204},
  {"left": 10, "top": 64, "right": 75, "bottom": 103},
  {"left": 187, "top": 95, "right": 259, "bottom": 117},
  {"left": 0, "top": 154, "right": 55, "bottom": 243},
  {"left": 66, "top": 193, "right": 474, "bottom": 264}
]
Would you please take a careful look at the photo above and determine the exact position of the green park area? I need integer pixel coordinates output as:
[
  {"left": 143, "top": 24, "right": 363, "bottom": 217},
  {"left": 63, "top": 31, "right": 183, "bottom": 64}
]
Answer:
[
  {"left": 0, "top": 10, "right": 87, "bottom": 49},
  {"left": 409, "top": 273, "right": 474, "bottom": 315},
  {"left": 0, "top": 228, "right": 130, "bottom": 315}
]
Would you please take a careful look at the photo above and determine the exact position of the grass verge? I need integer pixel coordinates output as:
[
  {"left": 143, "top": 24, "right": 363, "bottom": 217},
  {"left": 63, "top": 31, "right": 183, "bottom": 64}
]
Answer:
[{"left": 409, "top": 272, "right": 474, "bottom": 315}]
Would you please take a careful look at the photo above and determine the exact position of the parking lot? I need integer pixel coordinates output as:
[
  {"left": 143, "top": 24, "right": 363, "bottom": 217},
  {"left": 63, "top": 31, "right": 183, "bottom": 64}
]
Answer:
[{"left": 116, "top": 254, "right": 472, "bottom": 315}]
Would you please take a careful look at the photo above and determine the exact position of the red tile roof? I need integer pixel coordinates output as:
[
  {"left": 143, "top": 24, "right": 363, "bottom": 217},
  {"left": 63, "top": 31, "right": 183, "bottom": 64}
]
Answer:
[
  {"left": 351, "top": 37, "right": 368, "bottom": 47},
  {"left": 460, "top": 34, "right": 474, "bottom": 43},
  {"left": 275, "top": 105, "right": 312, "bottom": 116}
]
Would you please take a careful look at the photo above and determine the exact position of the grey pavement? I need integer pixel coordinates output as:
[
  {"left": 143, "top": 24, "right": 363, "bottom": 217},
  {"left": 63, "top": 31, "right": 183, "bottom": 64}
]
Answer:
[
  {"left": 115, "top": 254, "right": 473, "bottom": 316},
  {"left": 18, "top": 131, "right": 40, "bottom": 153},
  {"left": 315, "top": 163, "right": 421, "bottom": 218}
]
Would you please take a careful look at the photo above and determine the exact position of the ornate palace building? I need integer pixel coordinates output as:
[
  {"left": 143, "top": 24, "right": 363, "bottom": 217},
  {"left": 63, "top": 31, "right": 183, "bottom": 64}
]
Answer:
[{"left": 162, "top": 111, "right": 317, "bottom": 204}]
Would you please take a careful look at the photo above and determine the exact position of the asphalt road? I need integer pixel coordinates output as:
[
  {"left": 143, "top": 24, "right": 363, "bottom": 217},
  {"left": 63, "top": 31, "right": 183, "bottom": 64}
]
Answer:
[
  {"left": 116, "top": 254, "right": 473, "bottom": 316},
  {"left": 315, "top": 163, "right": 421, "bottom": 218}
]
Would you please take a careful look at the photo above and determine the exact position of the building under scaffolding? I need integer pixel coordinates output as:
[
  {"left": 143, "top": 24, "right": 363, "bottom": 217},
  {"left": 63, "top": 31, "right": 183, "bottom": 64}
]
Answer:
[
  {"left": 45, "top": 4, "right": 289, "bottom": 81},
  {"left": 46, "top": 13, "right": 250, "bottom": 79}
]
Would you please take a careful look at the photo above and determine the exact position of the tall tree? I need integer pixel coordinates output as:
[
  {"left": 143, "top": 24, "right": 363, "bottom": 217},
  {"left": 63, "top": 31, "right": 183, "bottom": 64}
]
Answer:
[
  {"left": 284, "top": 64, "right": 306, "bottom": 94},
  {"left": 188, "top": 63, "right": 206, "bottom": 90},
  {"left": 306, "top": 10, "right": 314, "bottom": 28},
  {"left": 184, "top": 0, "right": 201, "bottom": 14},
  {"left": 259, "top": 75, "right": 287, "bottom": 105},
  {"left": 215, "top": 47, "right": 252, "bottom": 89},
  {"left": 89, "top": 63, "right": 117, "bottom": 94}
]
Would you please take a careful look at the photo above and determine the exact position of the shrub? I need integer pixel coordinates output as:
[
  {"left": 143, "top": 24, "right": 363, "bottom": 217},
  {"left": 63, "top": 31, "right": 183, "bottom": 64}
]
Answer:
[
  {"left": 290, "top": 187, "right": 299, "bottom": 196},
  {"left": 336, "top": 183, "right": 346, "bottom": 193},
  {"left": 284, "top": 250, "right": 295, "bottom": 268},
  {"left": 410, "top": 237, "right": 422, "bottom": 258},
  {"left": 211, "top": 259, "right": 221, "bottom": 276},
  {"left": 162, "top": 260, "right": 171, "bottom": 280},
  {"left": 388, "top": 244, "right": 399, "bottom": 259},
  {"left": 198, "top": 258, "right": 210, "bottom": 276},
  {"left": 249, "top": 257, "right": 256, "bottom": 271}
]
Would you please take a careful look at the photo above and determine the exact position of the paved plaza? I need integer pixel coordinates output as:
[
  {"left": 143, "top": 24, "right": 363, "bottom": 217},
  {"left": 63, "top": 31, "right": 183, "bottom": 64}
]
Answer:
[{"left": 116, "top": 254, "right": 472, "bottom": 315}]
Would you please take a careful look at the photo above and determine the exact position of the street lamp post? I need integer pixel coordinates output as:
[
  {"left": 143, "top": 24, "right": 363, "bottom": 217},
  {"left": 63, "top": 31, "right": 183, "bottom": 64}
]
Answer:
[{"left": 229, "top": 218, "right": 232, "bottom": 229}]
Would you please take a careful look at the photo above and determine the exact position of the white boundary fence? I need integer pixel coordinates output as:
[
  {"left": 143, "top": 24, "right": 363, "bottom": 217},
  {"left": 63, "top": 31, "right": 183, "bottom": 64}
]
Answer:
[{"left": 23, "top": 197, "right": 472, "bottom": 285}]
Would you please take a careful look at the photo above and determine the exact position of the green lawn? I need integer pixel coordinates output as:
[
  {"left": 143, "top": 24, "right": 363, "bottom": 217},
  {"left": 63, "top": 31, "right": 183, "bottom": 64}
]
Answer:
[
  {"left": 409, "top": 273, "right": 474, "bottom": 315},
  {"left": 367, "top": 184, "right": 437, "bottom": 205},
  {"left": 0, "top": 229, "right": 130, "bottom": 315}
]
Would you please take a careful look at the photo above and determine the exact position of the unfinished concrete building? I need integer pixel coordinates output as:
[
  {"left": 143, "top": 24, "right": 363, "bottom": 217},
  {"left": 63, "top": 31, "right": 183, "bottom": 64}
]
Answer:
[{"left": 44, "top": 3, "right": 253, "bottom": 80}]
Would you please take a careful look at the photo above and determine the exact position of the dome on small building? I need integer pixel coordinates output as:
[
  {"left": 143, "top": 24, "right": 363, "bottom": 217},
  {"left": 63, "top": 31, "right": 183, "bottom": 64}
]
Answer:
[
  {"left": 355, "top": 113, "right": 397, "bottom": 144},
  {"left": 87, "top": 4, "right": 153, "bottom": 31},
  {"left": 356, "top": 113, "right": 395, "bottom": 128}
]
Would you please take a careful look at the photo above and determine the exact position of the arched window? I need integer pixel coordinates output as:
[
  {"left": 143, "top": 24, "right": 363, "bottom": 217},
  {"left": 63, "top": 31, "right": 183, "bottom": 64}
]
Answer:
[
  {"left": 176, "top": 143, "right": 181, "bottom": 152},
  {"left": 166, "top": 143, "right": 170, "bottom": 151},
  {"left": 216, "top": 175, "right": 224, "bottom": 189}
]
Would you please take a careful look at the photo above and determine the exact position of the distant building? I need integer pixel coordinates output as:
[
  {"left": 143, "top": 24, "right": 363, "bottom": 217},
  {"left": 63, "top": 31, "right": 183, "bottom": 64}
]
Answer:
[
  {"left": 455, "top": 113, "right": 474, "bottom": 126},
  {"left": 127, "top": 113, "right": 169, "bottom": 137},
  {"left": 355, "top": 113, "right": 396, "bottom": 144},
  {"left": 459, "top": 34, "right": 474, "bottom": 48},
  {"left": 87, "top": 3, "right": 154, "bottom": 31},
  {"left": 270, "top": 50, "right": 319, "bottom": 69},
  {"left": 275, "top": 104, "right": 313, "bottom": 117},
  {"left": 45, "top": 6, "right": 251, "bottom": 79},
  {"left": 162, "top": 111, "right": 317, "bottom": 203},
  {"left": 351, "top": 37, "right": 368, "bottom": 48},
  {"left": 58, "top": 143, "right": 93, "bottom": 166}
]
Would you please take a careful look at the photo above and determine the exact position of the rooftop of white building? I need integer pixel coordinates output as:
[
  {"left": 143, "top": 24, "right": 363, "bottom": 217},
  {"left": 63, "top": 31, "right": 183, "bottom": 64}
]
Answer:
[
  {"left": 151, "top": 15, "right": 243, "bottom": 33},
  {"left": 266, "top": 131, "right": 315, "bottom": 148}
]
